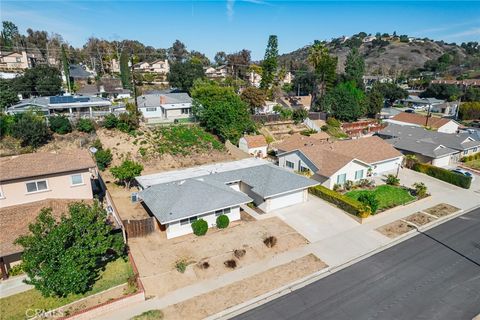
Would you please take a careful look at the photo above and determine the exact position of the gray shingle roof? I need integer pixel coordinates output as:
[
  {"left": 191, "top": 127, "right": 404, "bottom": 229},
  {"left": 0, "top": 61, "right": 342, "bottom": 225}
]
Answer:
[
  {"left": 69, "top": 64, "right": 94, "bottom": 79},
  {"left": 137, "top": 93, "right": 192, "bottom": 108}
]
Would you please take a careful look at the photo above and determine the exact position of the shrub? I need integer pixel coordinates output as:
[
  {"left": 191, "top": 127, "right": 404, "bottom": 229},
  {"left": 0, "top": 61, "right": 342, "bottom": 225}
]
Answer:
[
  {"left": 76, "top": 118, "right": 95, "bottom": 133},
  {"left": 326, "top": 117, "right": 341, "bottom": 127},
  {"left": 357, "top": 179, "right": 373, "bottom": 188},
  {"left": 309, "top": 185, "right": 371, "bottom": 217},
  {"left": 386, "top": 174, "right": 400, "bottom": 186},
  {"left": 333, "top": 183, "right": 342, "bottom": 192},
  {"left": 461, "top": 153, "right": 480, "bottom": 163},
  {"left": 91, "top": 138, "right": 103, "bottom": 150},
  {"left": 191, "top": 219, "right": 208, "bottom": 236},
  {"left": 357, "top": 193, "right": 379, "bottom": 214},
  {"left": 8, "top": 263, "right": 24, "bottom": 277},
  {"left": 263, "top": 236, "right": 277, "bottom": 248},
  {"left": 131, "top": 310, "right": 164, "bottom": 320},
  {"left": 292, "top": 108, "right": 308, "bottom": 123},
  {"left": 413, "top": 182, "right": 428, "bottom": 198},
  {"left": 224, "top": 259, "right": 237, "bottom": 269},
  {"left": 458, "top": 102, "right": 480, "bottom": 120},
  {"left": 216, "top": 214, "right": 230, "bottom": 229},
  {"left": 103, "top": 113, "right": 118, "bottom": 129},
  {"left": 412, "top": 163, "right": 471, "bottom": 189},
  {"left": 12, "top": 111, "right": 51, "bottom": 148},
  {"left": 126, "top": 274, "right": 139, "bottom": 294},
  {"left": 198, "top": 261, "right": 210, "bottom": 269},
  {"left": 95, "top": 149, "right": 113, "bottom": 171},
  {"left": 175, "top": 259, "right": 187, "bottom": 273},
  {"left": 234, "top": 249, "right": 246, "bottom": 259},
  {"left": 49, "top": 115, "right": 72, "bottom": 134},
  {"left": 110, "top": 159, "right": 144, "bottom": 189},
  {"left": 344, "top": 180, "right": 354, "bottom": 191}
]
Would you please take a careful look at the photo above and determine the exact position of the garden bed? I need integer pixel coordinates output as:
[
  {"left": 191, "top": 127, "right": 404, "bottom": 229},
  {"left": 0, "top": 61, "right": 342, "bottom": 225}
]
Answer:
[
  {"left": 376, "top": 220, "right": 415, "bottom": 239},
  {"left": 422, "top": 203, "right": 460, "bottom": 218},
  {"left": 346, "top": 185, "right": 415, "bottom": 212},
  {"left": 403, "top": 212, "right": 437, "bottom": 226},
  {"left": 0, "top": 258, "right": 134, "bottom": 320}
]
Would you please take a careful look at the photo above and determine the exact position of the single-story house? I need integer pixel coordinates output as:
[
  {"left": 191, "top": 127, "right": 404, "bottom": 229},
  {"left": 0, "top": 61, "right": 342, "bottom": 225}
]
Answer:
[
  {"left": 136, "top": 159, "right": 318, "bottom": 239},
  {"left": 399, "top": 96, "right": 444, "bottom": 110},
  {"left": 238, "top": 135, "right": 268, "bottom": 158},
  {"left": 276, "top": 135, "right": 403, "bottom": 189},
  {"left": 137, "top": 92, "right": 192, "bottom": 122},
  {"left": 69, "top": 64, "right": 95, "bottom": 80},
  {"left": 386, "top": 112, "right": 459, "bottom": 133},
  {"left": 377, "top": 123, "right": 480, "bottom": 167},
  {"left": 204, "top": 65, "right": 228, "bottom": 79}
]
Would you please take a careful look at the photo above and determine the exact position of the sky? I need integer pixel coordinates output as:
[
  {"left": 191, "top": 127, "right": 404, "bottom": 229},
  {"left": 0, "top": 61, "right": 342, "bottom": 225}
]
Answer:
[{"left": 1, "top": 1, "right": 480, "bottom": 60}]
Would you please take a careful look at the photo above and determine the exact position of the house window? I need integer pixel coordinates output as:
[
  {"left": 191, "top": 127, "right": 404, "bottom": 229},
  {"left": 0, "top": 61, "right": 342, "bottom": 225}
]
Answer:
[
  {"left": 181, "top": 108, "right": 190, "bottom": 114},
  {"left": 146, "top": 107, "right": 157, "bottom": 112},
  {"left": 26, "top": 180, "right": 48, "bottom": 193},
  {"left": 336, "top": 173, "right": 347, "bottom": 185},
  {"left": 300, "top": 165, "right": 309, "bottom": 173},
  {"left": 474, "top": 147, "right": 478, "bottom": 153},
  {"left": 180, "top": 216, "right": 197, "bottom": 225},
  {"left": 215, "top": 208, "right": 231, "bottom": 216},
  {"left": 463, "top": 150, "right": 468, "bottom": 155},
  {"left": 286, "top": 161, "right": 294, "bottom": 169},
  {"left": 71, "top": 174, "right": 84, "bottom": 186},
  {"left": 355, "top": 170, "right": 364, "bottom": 180}
]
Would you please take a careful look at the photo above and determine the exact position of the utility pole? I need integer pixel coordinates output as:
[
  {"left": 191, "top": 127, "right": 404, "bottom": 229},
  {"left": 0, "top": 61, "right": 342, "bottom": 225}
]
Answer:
[
  {"left": 425, "top": 103, "right": 431, "bottom": 127},
  {"left": 130, "top": 53, "right": 138, "bottom": 110}
]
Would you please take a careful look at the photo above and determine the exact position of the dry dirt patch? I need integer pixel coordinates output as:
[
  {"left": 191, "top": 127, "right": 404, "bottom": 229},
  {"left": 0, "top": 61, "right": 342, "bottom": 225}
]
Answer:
[
  {"left": 423, "top": 203, "right": 460, "bottom": 218},
  {"left": 129, "top": 217, "right": 309, "bottom": 297},
  {"left": 403, "top": 212, "right": 437, "bottom": 227},
  {"left": 376, "top": 220, "right": 415, "bottom": 239},
  {"left": 161, "top": 254, "right": 327, "bottom": 320}
]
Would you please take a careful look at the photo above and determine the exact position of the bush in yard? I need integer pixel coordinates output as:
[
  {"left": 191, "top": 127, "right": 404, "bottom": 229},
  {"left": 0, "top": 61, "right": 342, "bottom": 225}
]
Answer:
[
  {"left": 234, "top": 249, "right": 246, "bottom": 259},
  {"left": 14, "top": 201, "right": 125, "bottom": 297},
  {"left": 292, "top": 108, "right": 308, "bottom": 123},
  {"left": 224, "top": 259, "right": 237, "bottom": 269},
  {"left": 103, "top": 113, "right": 118, "bottom": 129},
  {"left": 309, "top": 185, "right": 371, "bottom": 217},
  {"left": 412, "top": 162, "right": 471, "bottom": 189},
  {"left": 110, "top": 159, "right": 144, "bottom": 189},
  {"left": 386, "top": 174, "right": 400, "bottom": 186},
  {"left": 49, "top": 115, "right": 72, "bottom": 134},
  {"left": 216, "top": 214, "right": 230, "bottom": 229},
  {"left": 357, "top": 193, "right": 379, "bottom": 214},
  {"left": 412, "top": 182, "right": 428, "bottom": 198},
  {"left": 7, "top": 263, "right": 24, "bottom": 277},
  {"left": 91, "top": 138, "right": 103, "bottom": 150},
  {"left": 95, "top": 148, "right": 113, "bottom": 171},
  {"left": 175, "top": 259, "right": 188, "bottom": 273},
  {"left": 344, "top": 180, "right": 354, "bottom": 191},
  {"left": 191, "top": 219, "right": 208, "bottom": 236},
  {"left": 76, "top": 118, "right": 95, "bottom": 133},
  {"left": 333, "top": 183, "right": 342, "bottom": 192},
  {"left": 263, "top": 236, "right": 278, "bottom": 248},
  {"left": 11, "top": 111, "right": 51, "bottom": 148}
]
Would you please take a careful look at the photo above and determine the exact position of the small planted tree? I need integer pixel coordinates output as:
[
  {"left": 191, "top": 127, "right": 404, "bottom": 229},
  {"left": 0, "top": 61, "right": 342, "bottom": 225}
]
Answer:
[
  {"left": 103, "top": 113, "right": 118, "bottom": 129},
  {"left": 413, "top": 182, "right": 428, "bottom": 198},
  {"left": 110, "top": 159, "right": 143, "bottom": 189},
  {"left": 76, "top": 118, "right": 95, "bottom": 133},
  {"left": 95, "top": 149, "right": 113, "bottom": 171},
  {"left": 15, "top": 202, "right": 124, "bottom": 297},
  {"left": 386, "top": 174, "right": 400, "bottom": 186},
  {"left": 357, "top": 193, "right": 379, "bottom": 214},
  {"left": 191, "top": 219, "right": 208, "bottom": 236},
  {"left": 49, "top": 115, "right": 72, "bottom": 134},
  {"left": 12, "top": 111, "right": 51, "bottom": 148},
  {"left": 216, "top": 214, "right": 230, "bottom": 229}
]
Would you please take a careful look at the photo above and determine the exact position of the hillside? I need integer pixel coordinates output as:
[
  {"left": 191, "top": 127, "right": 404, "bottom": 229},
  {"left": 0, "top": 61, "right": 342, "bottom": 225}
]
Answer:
[{"left": 279, "top": 38, "right": 468, "bottom": 76}]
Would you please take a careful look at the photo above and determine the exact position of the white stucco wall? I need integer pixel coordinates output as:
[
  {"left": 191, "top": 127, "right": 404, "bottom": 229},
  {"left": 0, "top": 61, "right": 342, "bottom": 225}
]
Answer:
[
  {"left": 278, "top": 152, "right": 317, "bottom": 173},
  {"left": 432, "top": 155, "right": 452, "bottom": 167},
  {"left": 371, "top": 157, "right": 403, "bottom": 175},
  {"left": 437, "top": 121, "right": 459, "bottom": 134},
  {"left": 165, "top": 206, "right": 241, "bottom": 239},
  {"left": 139, "top": 106, "right": 163, "bottom": 119},
  {"left": 326, "top": 160, "right": 370, "bottom": 189}
]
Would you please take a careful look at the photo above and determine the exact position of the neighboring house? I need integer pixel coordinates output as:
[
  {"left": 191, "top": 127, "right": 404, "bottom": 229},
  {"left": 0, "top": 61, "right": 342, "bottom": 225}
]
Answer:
[
  {"left": 341, "top": 120, "right": 387, "bottom": 139},
  {"left": 0, "top": 51, "right": 30, "bottom": 70},
  {"left": 137, "top": 92, "right": 192, "bottom": 122},
  {"left": 204, "top": 65, "right": 228, "bottom": 79},
  {"left": 399, "top": 95, "right": 445, "bottom": 111},
  {"left": 431, "top": 79, "right": 480, "bottom": 88},
  {"left": 110, "top": 58, "right": 121, "bottom": 73},
  {"left": 77, "top": 78, "right": 132, "bottom": 99},
  {"left": 386, "top": 112, "right": 460, "bottom": 134},
  {"left": 362, "top": 75, "right": 393, "bottom": 88},
  {"left": 278, "top": 95, "right": 312, "bottom": 110},
  {"left": 136, "top": 158, "right": 317, "bottom": 239},
  {"left": 69, "top": 64, "right": 95, "bottom": 80},
  {"left": 7, "top": 95, "right": 112, "bottom": 118},
  {"left": 276, "top": 135, "right": 403, "bottom": 189},
  {"left": 0, "top": 151, "right": 97, "bottom": 276},
  {"left": 254, "top": 101, "right": 276, "bottom": 114},
  {"left": 134, "top": 59, "right": 169, "bottom": 74},
  {"left": 239, "top": 135, "right": 268, "bottom": 158},
  {"left": 379, "top": 107, "right": 401, "bottom": 119},
  {"left": 377, "top": 123, "right": 480, "bottom": 167},
  {"left": 248, "top": 71, "right": 262, "bottom": 88}
]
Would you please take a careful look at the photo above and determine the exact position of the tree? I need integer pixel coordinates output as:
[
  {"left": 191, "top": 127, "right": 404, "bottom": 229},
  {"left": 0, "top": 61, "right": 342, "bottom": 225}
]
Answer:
[
  {"left": 260, "top": 35, "right": 278, "bottom": 89},
  {"left": 240, "top": 86, "right": 267, "bottom": 114},
  {"left": 110, "top": 159, "right": 143, "bottom": 189},
  {"left": 373, "top": 82, "right": 408, "bottom": 105},
  {"left": 292, "top": 71, "right": 317, "bottom": 96},
  {"left": 357, "top": 193, "right": 379, "bottom": 214},
  {"left": 463, "top": 86, "right": 480, "bottom": 102},
  {"left": 95, "top": 149, "right": 113, "bottom": 171},
  {"left": 169, "top": 40, "right": 189, "bottom": 62},
  {"left": 214, "top": 51, "right": 227, "bottom": 66},
  {"left": 12, "top": 111, "right": 51, "bottom": 148},
  {"left": 190, "top": 50, "right": 210, "bottom": 66},
  {"left": 420, "top": 83, "right": 461, "bottom": 101},
  {"left": 308, "top": 41, "right": 338, "bottom": 109},
  {"left": 1, "top": 21, "right": 19, "bottom": 50},
  {"left": 191, "top": 219, "right": 208, "bottom": 236},
  {"left": 0, "top": 112, "right": 16, "bottom": 136},
  {"left": 292, "top": 108, "right": 308, "bottom": 123},
  {"left": 167, "top": 60, "right": 205, "bottom": 92},
  {"left": 120, "top": 49, "right": 132, "bottom": 90},
  {"left": 14, "top": 65, "right": 62, "bottom": 98},
  {"left": 365, "top": 88, "right": 384, "bottom": 117},
  {"left": 227, "top": 49, "right": 251, "bottom": 80},
  {"left": 216, "top": 215, "right": 229, "bottom": 229},
  {"left": 191, "top": 80, "right": 256, "bottom": 144},
  {"left": 76, "top": 118, "right": 95, "bottom": 133},
  {"left": 49, "top": 115, "right": 72, "bottom": 134},
  {"left": 61, "top": 45, "right": 71, "bottom": 92},
  {"left": 323, "top": 82, "right": 366, "bottom": 122},
  {"left": 15, "top": 202, "right": 124, "bottom": 297},
  {"left": 0, "top": 78, "right": 19, "bottom": 109},
  {"left": 458, "top": 102, "right": 480, "bottom": 120},
  {"left": 344, "top": 48, "right": 365, "bottom": 88}
]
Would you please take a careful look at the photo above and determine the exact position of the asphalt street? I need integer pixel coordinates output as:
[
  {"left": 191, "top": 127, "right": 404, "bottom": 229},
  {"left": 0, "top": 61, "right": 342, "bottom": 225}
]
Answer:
[{"left": 234, "top": 209, "right": 480, "bottom": 320}]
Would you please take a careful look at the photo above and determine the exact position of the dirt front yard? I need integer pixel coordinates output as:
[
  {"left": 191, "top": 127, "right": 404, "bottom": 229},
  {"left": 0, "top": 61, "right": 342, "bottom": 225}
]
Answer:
[
  {"left": 129, "top": 215, "right": 309, "bottom": 297},
  {"left": 403, "top": 212, "right": 437, "bottom": 227},
  {"left": 376, "top": 220, "right": 415, "bottom": 239},
  {"left": 423, "top": 203, "right": 460, "bottom": 218},
  {"left": 160, "top": 254, "right": 327, "bottom": 320}
]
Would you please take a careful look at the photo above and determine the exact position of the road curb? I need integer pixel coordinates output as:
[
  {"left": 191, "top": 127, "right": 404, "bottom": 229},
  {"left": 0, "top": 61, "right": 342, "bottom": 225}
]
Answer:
[{"left": 210, "top": 204, "right": 480, "bottom": 320}]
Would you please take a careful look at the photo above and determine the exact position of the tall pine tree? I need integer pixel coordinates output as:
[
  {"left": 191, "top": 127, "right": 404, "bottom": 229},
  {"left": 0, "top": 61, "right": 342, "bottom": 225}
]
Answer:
[
  {"left": 260, "top": 35, "right": 278, "bottom": 90},
  {"left": 120, "top": 49, "right": 132, "bottom": 89},
  {"left": 344, "top": 48, "right": 365, "bottom": 89}
]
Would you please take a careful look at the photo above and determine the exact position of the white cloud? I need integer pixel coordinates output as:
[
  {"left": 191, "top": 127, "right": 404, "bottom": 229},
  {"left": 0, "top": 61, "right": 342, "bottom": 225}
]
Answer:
[
  {"left": 443, "top": 28, "right": 480, "bottom": 39},
  {"left": 227, "top": 0, "right": 235, "bottom": 20}
]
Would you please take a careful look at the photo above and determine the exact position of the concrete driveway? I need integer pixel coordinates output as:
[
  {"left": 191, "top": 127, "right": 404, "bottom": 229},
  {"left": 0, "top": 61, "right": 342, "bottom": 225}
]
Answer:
[{"left": 273, "top": 195, "right": 359, "bottom": 243}]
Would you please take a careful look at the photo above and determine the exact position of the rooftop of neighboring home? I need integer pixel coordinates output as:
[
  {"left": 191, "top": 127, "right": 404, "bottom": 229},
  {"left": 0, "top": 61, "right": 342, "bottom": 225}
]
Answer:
[
  {"left": 0, "top": 199, "right": 91, "bottom": 257},
  {"left": 389, "top": 112, "right": 456, "bottom": 128},
  {"left": 241, "top": 135, "right": 267, "bottom": 148},
  {"left": 401, "top": 95, "right": 445, "bottom": 105},
  {"left": 69, "top": 64, "right": 94, "bottom": 79},
  {"left": 137, "top": 92, "right": 192, "bottom": 109},
  {"left": 431, "top": 79, "right": 480, "bottom": 87},
  {"left": 275, "top": 133, "right": 329, "bottom": 152},
  {"left": 0, "top": 150, "right": 96, "bottom": 182},
  {"left": 278, "top": 95, "right": 312, "bottom": 109},
  {"left": 378, "top": 123, "right": 480, "bottom": 157},
  {"left": 8, "top": 95, "right": 111, "bottom": 112},
  {"left": 137, "top": 159, "right": 317, "bottom": 224}
]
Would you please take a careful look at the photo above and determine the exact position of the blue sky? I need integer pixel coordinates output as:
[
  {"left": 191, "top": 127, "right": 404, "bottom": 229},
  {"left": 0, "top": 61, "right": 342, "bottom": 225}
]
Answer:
[{"left": 2, "top": 1, "right": 479, "bottom": 60}]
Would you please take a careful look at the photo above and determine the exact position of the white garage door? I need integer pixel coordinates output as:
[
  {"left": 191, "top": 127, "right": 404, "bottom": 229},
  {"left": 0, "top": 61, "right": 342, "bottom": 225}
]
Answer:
[
  {"left": 432, "top": 155, "right": 451, "bottom": 167},
  {"left": 268, "top": 190, "right": 305, "bottom": 212},
  {"left": 373, "top": 158, "right": 401, "bottom": 174}
]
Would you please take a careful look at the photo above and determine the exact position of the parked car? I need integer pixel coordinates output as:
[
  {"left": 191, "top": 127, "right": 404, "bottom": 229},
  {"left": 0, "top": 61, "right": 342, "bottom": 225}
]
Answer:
[
  {"left": 450, "top": 168, "right": 475, "bottom": 181},
  {"left": 405, "top": 109, "right": 415, "bottom": 113}
]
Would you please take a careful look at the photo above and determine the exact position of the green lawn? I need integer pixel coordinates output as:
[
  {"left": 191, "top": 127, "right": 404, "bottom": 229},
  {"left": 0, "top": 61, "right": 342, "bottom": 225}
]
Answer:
[
  {"left": 346, "top": 185, "right": 415, "bottom": 211},
  {"left": 464, "top": 159, "right": 480, "bottom": 170},
  {"left": 0, "top": 258, "right": 133, "bottom": 320}
]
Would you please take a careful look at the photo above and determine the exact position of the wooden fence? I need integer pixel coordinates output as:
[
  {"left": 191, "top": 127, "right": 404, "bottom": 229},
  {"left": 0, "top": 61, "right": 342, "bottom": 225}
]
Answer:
[{"left": 122, "top": 218, "right": 156, "bottom": 238}]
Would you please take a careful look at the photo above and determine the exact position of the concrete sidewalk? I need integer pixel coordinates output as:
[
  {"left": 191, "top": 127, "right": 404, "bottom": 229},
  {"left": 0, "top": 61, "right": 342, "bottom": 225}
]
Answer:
[{"left": 0, "top": 275, "right": 33, "bottom": 298}]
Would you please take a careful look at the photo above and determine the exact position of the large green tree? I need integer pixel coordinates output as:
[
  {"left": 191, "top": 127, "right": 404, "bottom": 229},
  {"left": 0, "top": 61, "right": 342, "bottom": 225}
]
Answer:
[
  {"left": 110, "top": 159, "right": 144, "bottom": 189},
  {"left": 240, "top": 86, "right": 267, "bottom": 114},
  {"left": 167, "top": 60, "right": 205, "bottom": 92},
  {"left": 464, "top": 86, "right": 480, "bottom": 102},
  {"left": 323, "top": 82, "right": 366, "bottom": 121},
  {"left": 120, "top": 49, "right": 132, "bottom": 90},
  {"left": 373, "top": 82, "right": 408, "bottom": 105},
  {"left": 191, "top": 80, "right": 256, "bottom": 144},
  {"left": 15, "top": 202, "right": 124, "bottom": 297},
  {"left": 420, "top": 83, "right": 461, "bottom": 101},
  {"left": 0, "top": 21, "right": 19, "bottom": 51},
  {"left": 0, "top": 79, "right": 19, "bottom": 109},
  {"left": 61, "top": 44, "right": 71, "bottom": 92},
  {"left": 169, "top": 40, "right": 189, "bottom": 62},
  {"left": 260, "top": 35, "right": 278, "bottom": 89},
  {"left": 12, "top": 111, "right": 51, "bottom": 148},
  {"left": 344, "top": 48, "right": 365, "bottom": 88},
  {"left": 308, "top": 41, "right": 338, "bottom": 109},
  {"left": 365, "top": 88, "right": 384, "bottom": 117},
  {"left": 14, "top": 65, "right": 62, "bottom": 98}
]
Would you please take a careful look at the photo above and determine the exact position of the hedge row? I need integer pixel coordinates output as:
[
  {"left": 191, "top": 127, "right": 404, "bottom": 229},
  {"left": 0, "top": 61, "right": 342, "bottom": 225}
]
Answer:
[
  {"left": 309, "top": 185, "right": 370, "bottom": 217},
  {"left": 412, "top": 163, "right": 472, "bottom": 189},
  {"left": 460, "top": 152, "right": 480, "bottom": 163}
]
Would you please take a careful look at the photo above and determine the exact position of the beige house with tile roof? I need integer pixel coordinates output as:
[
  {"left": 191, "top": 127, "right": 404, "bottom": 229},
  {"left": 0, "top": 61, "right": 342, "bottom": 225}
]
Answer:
[{"left": 238, "top": 135, "right": 268, "bottom": 158}]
